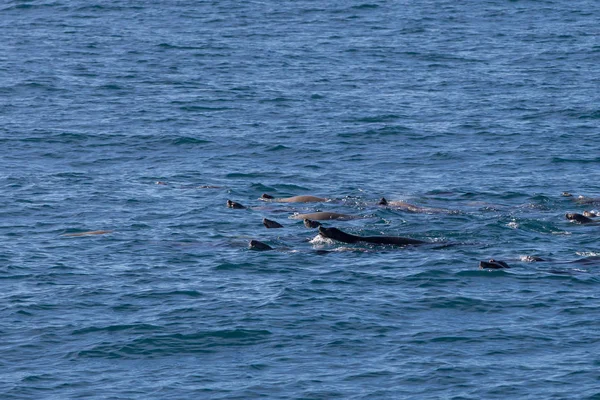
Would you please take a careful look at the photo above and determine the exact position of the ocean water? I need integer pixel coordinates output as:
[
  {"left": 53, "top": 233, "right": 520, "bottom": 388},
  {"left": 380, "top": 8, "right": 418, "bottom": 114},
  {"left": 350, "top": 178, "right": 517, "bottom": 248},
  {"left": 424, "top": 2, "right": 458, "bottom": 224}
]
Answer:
[{"left": 1, "top": 0, "right": 600, "bottom": 398}]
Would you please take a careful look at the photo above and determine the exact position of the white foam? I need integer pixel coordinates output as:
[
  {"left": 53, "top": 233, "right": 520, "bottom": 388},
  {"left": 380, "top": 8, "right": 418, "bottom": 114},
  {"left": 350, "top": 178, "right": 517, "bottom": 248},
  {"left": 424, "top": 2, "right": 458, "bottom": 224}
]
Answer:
[
  {"left": 576, "top": 251, "right": 600, "bottom": 257},
  {"left": 309, "top": 234, "right": 334, "bottom": 245}
]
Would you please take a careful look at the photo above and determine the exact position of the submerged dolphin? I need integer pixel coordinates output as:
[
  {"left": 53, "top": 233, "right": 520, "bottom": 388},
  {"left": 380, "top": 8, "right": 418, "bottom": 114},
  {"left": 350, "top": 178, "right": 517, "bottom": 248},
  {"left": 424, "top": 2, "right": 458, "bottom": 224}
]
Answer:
[
  {"left": 290, "top": 212, "right": 357, "bottom": 221},
  {"left": 260, "top": 194, "right": 327, "bottom": 203}
]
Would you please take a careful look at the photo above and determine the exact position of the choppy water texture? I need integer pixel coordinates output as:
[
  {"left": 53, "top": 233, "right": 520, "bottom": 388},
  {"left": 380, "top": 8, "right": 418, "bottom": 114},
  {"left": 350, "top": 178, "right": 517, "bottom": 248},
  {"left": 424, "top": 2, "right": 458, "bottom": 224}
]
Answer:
[{"left": 2, "top": 0, "right": 600, "bottom": 399}]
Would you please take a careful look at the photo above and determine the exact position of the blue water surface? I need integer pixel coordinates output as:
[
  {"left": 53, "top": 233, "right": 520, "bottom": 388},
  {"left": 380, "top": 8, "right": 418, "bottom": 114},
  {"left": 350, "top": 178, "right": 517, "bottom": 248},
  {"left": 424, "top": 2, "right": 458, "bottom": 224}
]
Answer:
[{"left": 1, "top": 0, "right": 600, "bottom": 399}]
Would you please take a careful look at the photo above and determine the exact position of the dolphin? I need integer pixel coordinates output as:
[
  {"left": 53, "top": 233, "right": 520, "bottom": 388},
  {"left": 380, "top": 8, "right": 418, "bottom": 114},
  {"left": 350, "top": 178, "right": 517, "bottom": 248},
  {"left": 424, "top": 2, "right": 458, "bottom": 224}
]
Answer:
[
  {"left": 318, "top": 226, "right": 425, "bottom": 246},
  {"left": 263, "top": 218, "right": 284, "bottom": 229}
]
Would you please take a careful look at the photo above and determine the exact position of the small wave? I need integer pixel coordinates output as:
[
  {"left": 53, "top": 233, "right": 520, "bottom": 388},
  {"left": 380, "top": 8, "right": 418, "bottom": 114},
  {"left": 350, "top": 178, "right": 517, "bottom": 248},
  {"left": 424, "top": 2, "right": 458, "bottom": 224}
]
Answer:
[
  {"left": 20, "top": 132, "right": 90, "bottom": 144},
  {"left": 250, "top": 183, "right": 313, "bottom": 193},
  {"left": 178, "top": 105, "right": 232, "bottom": 112},
  {"left": 226, "top": 172, "right": 268, "bottom": 179},
  {"left": 157, "top": 43, "right": 205, "bottom": 51},
  {"left": 404, "top": 269, "right": 454, "bottom": 280},
  {"left": 552, "top": 156, "right": 600, "bottom": 164},
  {"left": 258, "top": 97, "right": 295, "bottom": 104},
  {"left": 98, "top": 84, "right": 123, "bottom": 90},
  {"left": 457, "top": 269, "right": 511, "bottom": 277},
  {"left": 419, "top": 296, "right": 490, "bottom": 312},
  {"left": 123, "top": 289, "right": 204, "bottom": 299},
  {"left": 213, "top": 262, "right": 255, "bottom": 271},
  {"left": 72, "top": 324, "right": 161, "bottom": 335},
  {"left": 2, "top": 2, "right": 59, "bottom": 11},
  {"left": 74, "top": 4, "right": 143, "bottom": 12},
  {"left": 170, "top": 136, "right": 211, "bottom": 145},
  {"left": 267, "top": 145, "right": 289, "bottom": 151},
  {"left": 576, "top": 109, "right": 600, "bottom": 119},
  {"left": 351, "top": 4, "right": 380, "bottom": 10},
  {"left": 346, "top": 114, "right": 402, "bottom": 123},
  {"left": 576, "top": 252, "right": 600, "bottom": 257},
  {"left": 338, "top": 125, "right": 412, "bottom": 137},
  {"left": 72, "top": 329, "right": 272, "bottom": 359},
  {"left": 332, "top": 246, "right": 370, "bottom": 253}
]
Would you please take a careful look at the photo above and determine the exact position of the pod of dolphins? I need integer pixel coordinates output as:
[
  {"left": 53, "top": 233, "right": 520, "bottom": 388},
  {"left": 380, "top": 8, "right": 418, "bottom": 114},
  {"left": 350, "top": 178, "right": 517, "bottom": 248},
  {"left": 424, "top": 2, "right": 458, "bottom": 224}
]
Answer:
[
  {"left": 60, "top": 187, "right": 600, "bottom": 272},
  {"left": 228, "top": 192, "right": 600, "bottom": 271}
]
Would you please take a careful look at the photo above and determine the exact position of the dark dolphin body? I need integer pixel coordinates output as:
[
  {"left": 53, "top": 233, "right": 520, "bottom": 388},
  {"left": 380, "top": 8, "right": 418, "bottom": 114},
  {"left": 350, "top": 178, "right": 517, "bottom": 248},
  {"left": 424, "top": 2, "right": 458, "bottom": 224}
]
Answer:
[
  {"left": 479, "top": 256, "right": 600, "bottom": 270},
  {"left": 479, "top": 259, "right": 511, "bottom": 269},
  {"left": 304, "top": 219, "right": 322, "bottom": 228},
  {"left": 562, "top": 193, "right": 600, "bottom": 205},
  {"left": 227, "top": 200, "right": 246, "bottom": 209},
  {"left": 249, "top": 240, "right": 274, "bottom": 251},
  {"left": 263, "top": 218, "right": 284, "bottom": 229},
  {"left": 565, "top": 212, "right": 595, "bottom": 224},
  {"left": 318, "top": 226, "right": 425, "bottom": 246}
]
